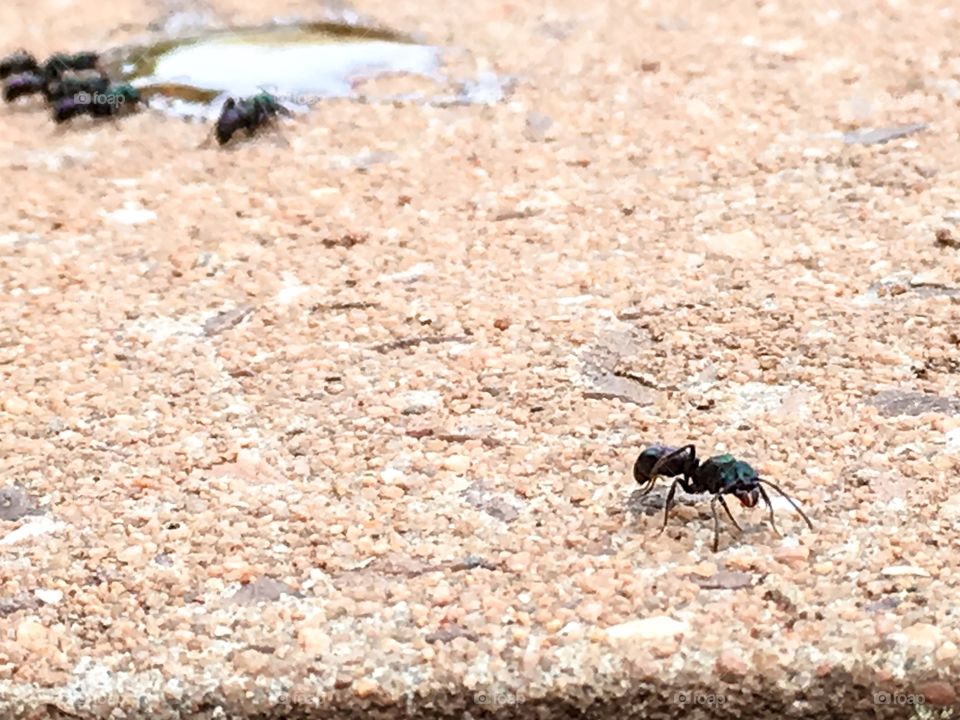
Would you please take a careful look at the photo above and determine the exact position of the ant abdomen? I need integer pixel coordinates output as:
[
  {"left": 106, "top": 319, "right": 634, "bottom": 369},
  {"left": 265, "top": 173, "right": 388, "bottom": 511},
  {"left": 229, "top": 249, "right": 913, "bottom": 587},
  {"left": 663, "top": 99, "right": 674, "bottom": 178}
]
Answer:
[{"left": 633, "top": 444, "right": 688, "bottom": 485}]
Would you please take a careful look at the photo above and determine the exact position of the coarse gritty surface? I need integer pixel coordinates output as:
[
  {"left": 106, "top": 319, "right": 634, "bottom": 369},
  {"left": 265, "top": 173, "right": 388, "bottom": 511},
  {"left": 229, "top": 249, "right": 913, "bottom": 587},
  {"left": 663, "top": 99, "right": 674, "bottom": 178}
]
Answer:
[{"left": 1, "top": 0, "right": 960, "bottom": 718}]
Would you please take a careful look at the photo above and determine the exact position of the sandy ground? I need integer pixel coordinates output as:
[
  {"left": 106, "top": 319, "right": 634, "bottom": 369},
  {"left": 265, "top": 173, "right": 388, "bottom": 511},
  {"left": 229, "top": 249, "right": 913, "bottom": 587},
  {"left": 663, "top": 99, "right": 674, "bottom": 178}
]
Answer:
[{"left": 1, "top": 0, "right": 960, "bottom": 718}]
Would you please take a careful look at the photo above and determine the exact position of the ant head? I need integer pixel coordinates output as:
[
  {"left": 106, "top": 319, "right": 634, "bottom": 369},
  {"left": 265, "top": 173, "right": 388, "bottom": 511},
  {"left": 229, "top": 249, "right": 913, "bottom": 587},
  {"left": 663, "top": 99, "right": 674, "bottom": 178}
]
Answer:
[
  {"left": 115, "top": 85, "right": 141, "bottom": 103},
  {"left": 721, "top": 459, "right": 761, "bottom": 507}
]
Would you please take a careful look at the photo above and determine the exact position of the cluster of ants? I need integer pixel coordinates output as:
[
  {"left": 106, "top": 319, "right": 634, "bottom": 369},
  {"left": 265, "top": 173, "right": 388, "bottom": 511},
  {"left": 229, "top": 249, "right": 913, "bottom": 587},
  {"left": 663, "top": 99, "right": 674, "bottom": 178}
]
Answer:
[
  {"left": 1, "top": 47, "right": 290, "bottom": 144},
  {"left": 0, "top": 49, "right": 140, "bottom": 123}
]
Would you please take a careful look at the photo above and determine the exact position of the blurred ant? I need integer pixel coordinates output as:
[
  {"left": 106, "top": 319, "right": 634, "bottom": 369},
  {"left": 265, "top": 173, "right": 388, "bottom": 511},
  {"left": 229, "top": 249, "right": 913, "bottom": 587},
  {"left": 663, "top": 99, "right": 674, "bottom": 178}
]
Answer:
[
  {"left": 0, "top": 49, "right": 39, "bottom": 79},
  {"left": 2, "top": 48, "right": 105, "bottom": 106},
  {"left": 41, "top": 51, "right": 100, "bottom": 80},
  {"left": 210, "top": 91, "right": 292, "bottom": 145},
  {"left": 52, "top": 84, "right": 142, "bottom": 124},
  {"left": 4, "top": 72, "right": 109, "bottom": 104},
  {"left": 47, "top": 75, "right": 110, "bottom": 102},
  {"left": 2, "top": 71, "right": 45, "bottom": 102}
]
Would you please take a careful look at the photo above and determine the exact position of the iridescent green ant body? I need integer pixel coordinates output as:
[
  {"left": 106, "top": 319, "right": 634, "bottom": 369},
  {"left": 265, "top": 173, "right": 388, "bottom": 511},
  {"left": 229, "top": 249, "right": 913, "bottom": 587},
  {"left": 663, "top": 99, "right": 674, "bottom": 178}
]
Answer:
[{"left": 633, "top": 444, "right": 813, "bottom": 551}]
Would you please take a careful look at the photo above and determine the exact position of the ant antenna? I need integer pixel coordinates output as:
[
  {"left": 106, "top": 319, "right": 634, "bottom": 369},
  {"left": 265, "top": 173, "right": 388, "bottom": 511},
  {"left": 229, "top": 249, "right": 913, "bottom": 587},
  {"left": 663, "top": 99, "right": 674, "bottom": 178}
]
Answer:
[{"left": 757, "top": 479, "right": 814, "bottom": 530}]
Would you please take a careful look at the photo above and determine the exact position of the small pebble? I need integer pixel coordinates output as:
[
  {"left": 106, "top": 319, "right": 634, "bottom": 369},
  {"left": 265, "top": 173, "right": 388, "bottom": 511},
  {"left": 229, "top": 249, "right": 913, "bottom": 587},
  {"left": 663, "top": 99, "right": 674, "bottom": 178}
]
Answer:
[
  {"left": 233, "top": 648, "right": 271, "bottom": 675},
  {"left": 430, "top": 582, "right": 455, "bottom": 606},
  {"left": 902, "top": 623, "right": 940, "bottom": 653},
  {"left": 605, "top": 616, "right": 689, "bottom": 642},
  {"left": 353, "top": 678, "right": 378, "bottom": 698},
  {"left": 716, "top": 650, "right": 748, "bottom": 677},
  {"left": 700, "top": 229, "right": 764, "bottom": 259},
  {"left": 3, "top": 397, "right": 29, "bottom": 414},
  {"left": 916, "top": 681, "right": 957, "bottom": 706},
  {"left": 773, "top": 545, "right": 809, "bottom": 567},
  {"left": 880, "top": 565, "right": 930, "bottom": 578},
  {"left": 15, "top": 619, "right": 50, "bottom": 652},
  {"left": 1, "top": 517, "right": 65, "bottom": 546},
  {"left": 443, "top": 455, "right": 471, "bottom": 474},
  {"left": 298, "top": 628, "right": 331, "bottom": 656},
  {"left": 936, "top": 641, "right": 958, "bottom": 662},
  {"left": 34, "top": 589, "right": 63, "bottom": 605},
  {"left": 103, "top": 204, "right": 157, "bottom": 225}
]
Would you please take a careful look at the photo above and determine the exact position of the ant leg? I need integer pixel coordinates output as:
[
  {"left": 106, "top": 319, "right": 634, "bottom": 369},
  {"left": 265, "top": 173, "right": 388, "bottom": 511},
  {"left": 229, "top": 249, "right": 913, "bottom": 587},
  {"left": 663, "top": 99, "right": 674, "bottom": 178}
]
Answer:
[
  {"left": 640, "top": 444, "right": 697, "bottom": 495},
  {"left": 656, "top": 479, "right": 680, "bottom": 536},
  {"left": 756, "top": 485, "right": 782, "bottom": 537},
  {"left": 758, "top": 480, "right": 814, "bottom": 530},
  {"left": 710, "top": 495, "right": 722, "bottom": 552},
  {"left": 197, "top": 120, "right": 223, "bottom": 148},
  {"left": 636, "top": 470, "right": 659, "bottom": 497},
  {"left": 716, "top": 494, "right": 743, "bottom": 534},
  {"left": 244, "top": 116, "right": 290, "bottom": 147},
  {"left": 268, "top": 119, "right": 291, "bottom": 147}
]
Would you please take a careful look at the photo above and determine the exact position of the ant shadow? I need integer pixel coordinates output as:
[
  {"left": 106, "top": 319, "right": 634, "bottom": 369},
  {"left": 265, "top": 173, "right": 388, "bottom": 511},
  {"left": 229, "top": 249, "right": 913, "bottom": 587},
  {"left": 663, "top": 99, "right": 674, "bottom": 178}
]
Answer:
[
  {"left": 3, "top": 101, "right": 43, "bottom": 115},
  {"left": 48, "top": 115, "right": 128, "bottom": 135},
  {"left": 624, "top": 487, "right": 767, "bottom": 537},
  {"left": 197, "top": 132, "right": 290, "bottom": 150},
  {"left": 0, "top": 110, "right": 118, "bottom": 138},
  {"left": 196, "top": 117, "right": 293, "bottom": 150},
  {"left": 625, "top": 487, "right": 686, "bottom": 517}
]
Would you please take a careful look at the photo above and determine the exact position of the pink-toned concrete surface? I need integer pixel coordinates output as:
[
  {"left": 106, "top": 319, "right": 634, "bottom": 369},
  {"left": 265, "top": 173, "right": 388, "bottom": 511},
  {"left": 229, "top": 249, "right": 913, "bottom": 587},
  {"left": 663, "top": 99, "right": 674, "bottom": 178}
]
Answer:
[{"left": 1, "top": 0, "right": 959, "bottom": 718}]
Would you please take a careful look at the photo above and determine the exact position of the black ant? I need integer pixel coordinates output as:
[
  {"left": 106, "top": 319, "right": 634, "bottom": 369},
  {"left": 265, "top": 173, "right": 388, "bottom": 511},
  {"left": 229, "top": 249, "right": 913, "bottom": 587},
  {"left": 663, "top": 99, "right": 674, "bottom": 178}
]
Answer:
[
  {"left": 2, "top": 71, "right": 45, "bottom": 102},
  {"left": 46, "top": 74, "right": 111, "bottom": 103},
  {"left": 41, "top": 51, "right": 100, "bottom": 81},
  {"left": 3, "top": 72, "right": 109, "bottom": 104},
  {"left": 0, "top": 49, "right": 40, "bottom": 79},
  {"left": 212, "top": 91, "right": 291, "bottom": 145},
  {"left": 633, "top": 443, "right": 814, "bottom": 552},
  {"left": 51, "top": 84, "right": 141, "bottom": 124},
  {"left": 2, "top": 47, "right": 105, "bottom": 106}
]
